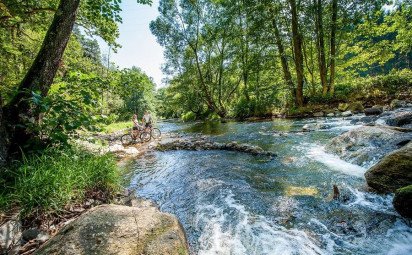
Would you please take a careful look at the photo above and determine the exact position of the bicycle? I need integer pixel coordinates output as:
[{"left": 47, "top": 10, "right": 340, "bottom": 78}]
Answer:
[
  {"left": 121, "top": 127, "right": 151, "bottom": 145},
  {"left": 142, "top": 123, "right": 162, "bottom": 140},
  {"left": 148, "top": 126, "right": 162, "bottom": 140}
]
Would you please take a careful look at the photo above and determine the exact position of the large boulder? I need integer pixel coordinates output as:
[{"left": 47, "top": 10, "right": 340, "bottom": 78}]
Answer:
[
  {"left": 364, "top": 142, "right": 412, "bottom": 193},
  {"left": 393, "top": 185, "right": 412, "bottom": 218},
  {"left": 326, "top": 126, "right": 412, "bottom": 166},
  {"left": 34, "top": 204, "right": 189, "bottom": 255},
  {"left": 386, "top": 111, "right": 412, "bottom": 127}
]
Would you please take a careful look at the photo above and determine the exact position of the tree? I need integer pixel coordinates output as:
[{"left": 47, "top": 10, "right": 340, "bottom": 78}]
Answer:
[
  {"left": 289, "top": 0, "right": 305, "bottom": 107},
  {"left": 0, "top": 0, "right": 152, "bottom": 165}
]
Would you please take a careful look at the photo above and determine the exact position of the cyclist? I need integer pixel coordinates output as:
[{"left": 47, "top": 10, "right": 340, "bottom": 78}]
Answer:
[
  {"left": 142, "top": 111, "right": 153, "bottom": 130},
  {"left": 132, "top": 114, "right": 142, "bottom": 139}
]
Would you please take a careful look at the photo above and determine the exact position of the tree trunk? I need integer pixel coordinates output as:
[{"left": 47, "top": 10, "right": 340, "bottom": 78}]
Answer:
[
  {"left": 0, "top": 94, "right": 8, "bottom": 167},
  {"left": 315, "top": 0, "right": 328, "bottom": 96},
  {"left": 272, "top": 17, "right": 295, "bottom": 99},
  {"left": 329, "top": 0, "right": 338, "bottom": 95},
  {"left": 4, "top": 0, "right": 81, "bottom": 154},
  {"left": 289, "top": 0, "right": 304, "bottom": 107}
]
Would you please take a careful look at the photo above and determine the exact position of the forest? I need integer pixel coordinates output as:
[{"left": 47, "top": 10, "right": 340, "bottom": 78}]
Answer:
[
  {"left": 0, "top": 0, "right": 411, "bottom": 254},
  {"left": 153, "top": 0, "right": 412, "bottom": 120}
]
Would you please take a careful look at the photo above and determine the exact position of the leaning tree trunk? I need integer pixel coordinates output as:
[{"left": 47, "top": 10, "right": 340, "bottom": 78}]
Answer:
[
  {"left": 3, "top": 0, "right": 81, "bottom": 155},
  {"left": 289, "top": 0, "right": 304, "bottom": 107}
]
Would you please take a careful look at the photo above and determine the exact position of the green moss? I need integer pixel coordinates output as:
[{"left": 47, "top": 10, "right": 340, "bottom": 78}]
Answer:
[{"left": 393, "top": 185, "right": 412, "bottom": 218}]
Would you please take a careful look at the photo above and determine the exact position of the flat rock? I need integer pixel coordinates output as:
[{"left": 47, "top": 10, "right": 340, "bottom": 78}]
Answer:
[{"left": 34, "top": 204, "right": 188, "bottom": 255}]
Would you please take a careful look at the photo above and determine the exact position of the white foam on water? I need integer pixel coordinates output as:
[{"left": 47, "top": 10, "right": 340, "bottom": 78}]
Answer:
[
  {"left": 386, "top": 220, "right": 412, "bottom": 255},
  {"left": 195, "top": 192, "right": 325, "bottom": 255},
  {"left": 306, "top": 145, "right": 366, "bottom": 178},
  {"left": 344, "top": 186, "right": 396, "bottom": 214}
]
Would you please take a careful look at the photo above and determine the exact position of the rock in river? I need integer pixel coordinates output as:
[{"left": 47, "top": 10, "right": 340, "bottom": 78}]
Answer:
[
  {"left": 393, "top": 185, "right": 412, "bottom": 218},
  {"left": 34, "top": 204, "right": 189, "bottom": 255},
  {"left": 341, "top": 110, "right": 353, "bottom": 117},
  {"left": 364, "top": 142, "right": 412, "bottom": 193},
  {"left": 364, "top": 107, "right": 383, "bottom": 116},
  {"left": 386, "top": 111, "right": 412, "bottom": 127},
  {"left": 326, "top": 125, "right": 412, "bottom": 166}
]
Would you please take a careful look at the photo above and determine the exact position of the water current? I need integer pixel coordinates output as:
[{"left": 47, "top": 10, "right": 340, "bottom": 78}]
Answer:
[{"left": 127, "top": 117, "right": 412, "bottom": 255}]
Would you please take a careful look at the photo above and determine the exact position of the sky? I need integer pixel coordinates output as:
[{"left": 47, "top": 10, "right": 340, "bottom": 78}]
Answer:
[{"left": 98, "top": 0, "right": 165, "bottom": 88}]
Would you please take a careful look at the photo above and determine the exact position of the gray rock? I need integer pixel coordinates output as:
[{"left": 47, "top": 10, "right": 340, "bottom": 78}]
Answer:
[
  {"left": 364, "top": 107, "right": 383, "bottom": 116},
  {"left": 327, "top": 113, "right": 335, "bottom": 117},
  {"left": 342, "top": 111, "right": 353, "bottom": 117},
  {"left": 313, "top": 112, "right": 324, "bottom": 117},
  {"left": 386, "top": 112, "right": 412, "bottom": 127},
  {"left": 22, "top": 228, "right": 40, "bottom": 241},
  {"left": 326, "top": 126, "right": 412, "bottom": 166}
]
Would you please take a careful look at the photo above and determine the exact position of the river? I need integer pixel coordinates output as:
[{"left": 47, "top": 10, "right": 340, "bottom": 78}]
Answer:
[{"left": 126, "top": 117, "right": 412, "bottom": 255}]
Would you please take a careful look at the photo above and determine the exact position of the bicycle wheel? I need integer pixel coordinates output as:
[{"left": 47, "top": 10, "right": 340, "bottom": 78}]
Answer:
[
  {"left": 121, "top": 134, "right": 134, "bottom": 145},
  {"left": 140, "top": 132, "right": 151, "bottom": 142},
  {"left": 151, "top": 128, "right": 161, "bottom": 139}
]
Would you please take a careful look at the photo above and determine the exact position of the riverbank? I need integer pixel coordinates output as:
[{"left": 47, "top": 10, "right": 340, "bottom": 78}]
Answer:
[{"left": 0, "top": 140, "right": 189, "bottom": 254}]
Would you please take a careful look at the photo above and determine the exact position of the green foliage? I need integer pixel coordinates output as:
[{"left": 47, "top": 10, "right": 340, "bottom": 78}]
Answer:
[
  {"left": 0, "top": 147, "right": 120, "bottom": 217},
  {"left": 181, "top": 111, "right": 197, "bottom": 122},
  {"left": 27, "top": 71, "right": 103, "bottom": 144}
]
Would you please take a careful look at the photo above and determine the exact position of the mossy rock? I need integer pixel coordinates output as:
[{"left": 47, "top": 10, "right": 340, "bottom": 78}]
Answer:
[
  {"left": 338, "top": 103, "right": 349, "bottom": 112},
  {"left": 365, "top": 142, "right": 412, "bottom": 193},
  {"left": 393, "top": 185, "right": 412, "bottom": 218},
  {"left": 348, "top": 101, "right": 364, "bottom": 113}
]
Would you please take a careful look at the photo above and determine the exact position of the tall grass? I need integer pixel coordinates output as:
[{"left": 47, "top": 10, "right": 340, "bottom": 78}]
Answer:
[{"left": 0, "top": 147, "right": 120, "bottom": 217}]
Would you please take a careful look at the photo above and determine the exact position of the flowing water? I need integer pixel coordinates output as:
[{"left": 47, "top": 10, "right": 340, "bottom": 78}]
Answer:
[{"left": 127, "top": 117, "right": 412, "bottom": 255}]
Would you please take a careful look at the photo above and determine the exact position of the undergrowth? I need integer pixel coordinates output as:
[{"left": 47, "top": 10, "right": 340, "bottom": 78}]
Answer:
[{"left": 0, "top": 146, "right": 120, "bottom": 218}]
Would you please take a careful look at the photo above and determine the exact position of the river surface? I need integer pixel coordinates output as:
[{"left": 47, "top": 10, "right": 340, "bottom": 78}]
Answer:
[{"left": 126, "top": 117, "right": 412, "bottom": 255}]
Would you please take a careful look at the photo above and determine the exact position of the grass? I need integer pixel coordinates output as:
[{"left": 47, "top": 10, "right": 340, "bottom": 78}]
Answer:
[
  {"left": 0, "top": 146, "right": 121, "bottom": 217},
  {"left": 99, "top": 121, "right": 131, "bottom": 134}
]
